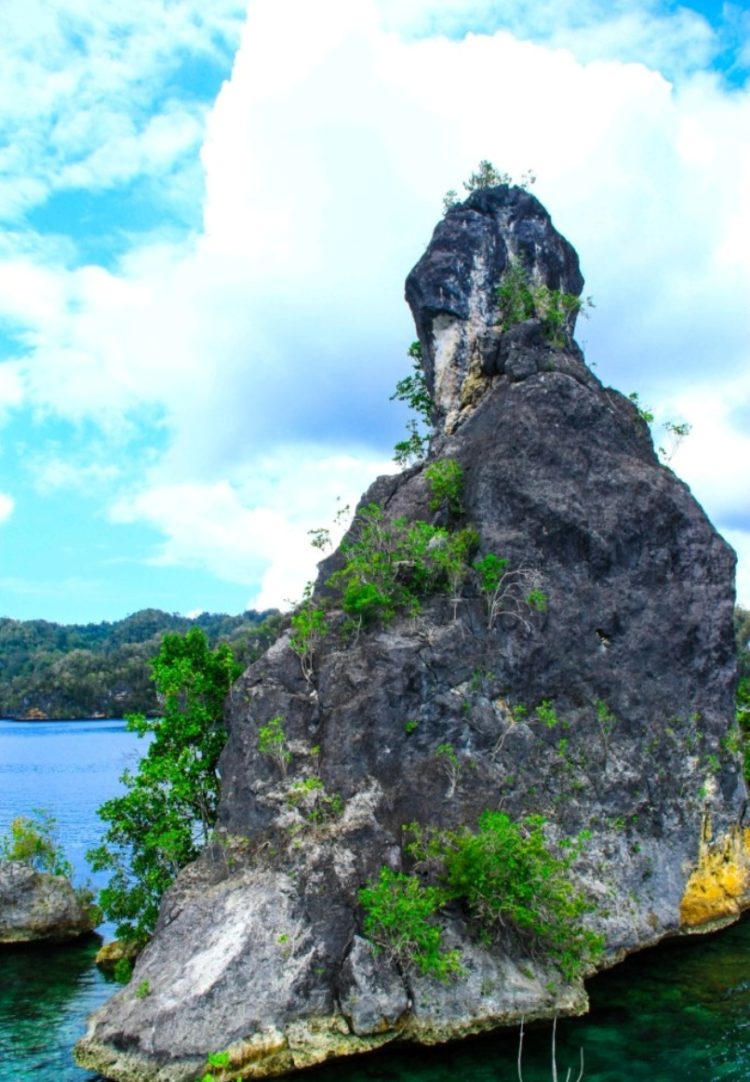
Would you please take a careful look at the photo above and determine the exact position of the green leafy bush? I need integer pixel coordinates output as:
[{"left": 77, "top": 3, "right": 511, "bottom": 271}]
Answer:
[
  {"left": 328, "top": 504, "right": 453, "bottom": 627},
  {"left": 443, "top": 160, "right": 522, "bottom": 212},
  {"left": 425, "top": 458, "right": 464, "bottom": 516},
  {"left": 88, "top": 629, "right": 240, "bottom": 943},
  {"left": 411, "top": 812, "right": 602, "bottom": 981},
  {"left": 113, "top": 958, "right": 133, "bottom": 984},
  {"left": 0, "top": 809, "right": 72, "bottom": 878},
  {"left": 473, "top": 553, "right": 547, "bottom": 630},
  {"left": 359, "top": 867, "right": 462, "bottom": 981},
  {"left": 258, "top": 715, "right": 292, "bottom": 776},
  {"left": 289, "top": 585, "right": 329, "bottom": 684},
  {"left": 496, "top": 257, "right": 590, "bottom": 346},
  {"left": 391, "top": 341, "right": 433, "bottom": 466}
]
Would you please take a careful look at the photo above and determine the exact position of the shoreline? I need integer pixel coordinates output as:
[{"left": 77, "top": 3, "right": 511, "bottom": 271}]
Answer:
[{"left": 0, "top": 715, "right": 150, "bottom": 724}]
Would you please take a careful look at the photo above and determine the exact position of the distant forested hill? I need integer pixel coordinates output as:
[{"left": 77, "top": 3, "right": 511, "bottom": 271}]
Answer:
[{"left": 0, "top": 608, "right": 281, "bottom": 719}]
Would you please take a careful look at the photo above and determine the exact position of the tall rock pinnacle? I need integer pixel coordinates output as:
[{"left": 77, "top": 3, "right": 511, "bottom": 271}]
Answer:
[
  {"left": 77, "top": 188, "right": 745, "bottom": 1082},
  {"left": 406, "top": 185, "right": 584, "bottom": 431}
]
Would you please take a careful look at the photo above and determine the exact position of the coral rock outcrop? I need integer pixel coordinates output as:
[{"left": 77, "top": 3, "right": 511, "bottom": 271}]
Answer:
[{"left": 0, "top": 861, "right": 96, "bottom": 944}]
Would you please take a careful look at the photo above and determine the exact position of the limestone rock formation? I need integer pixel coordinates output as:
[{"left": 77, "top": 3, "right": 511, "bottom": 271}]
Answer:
[
  {"left": 76, "top": 186, "right": 745, "bottom": 1082},
  {"left": 0, "top": 861, "right": 96, "bottom": 943}
]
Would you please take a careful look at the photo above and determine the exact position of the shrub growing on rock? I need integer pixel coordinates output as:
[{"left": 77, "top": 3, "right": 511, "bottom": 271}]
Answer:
[{"left": 0, "top": 809, "right": 72, "bottom": 878}]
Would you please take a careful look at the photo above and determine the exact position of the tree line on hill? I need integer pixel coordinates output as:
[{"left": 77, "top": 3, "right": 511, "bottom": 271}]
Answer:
[{"left": 0, "top": 608, "right": 281, "bottom": 719}]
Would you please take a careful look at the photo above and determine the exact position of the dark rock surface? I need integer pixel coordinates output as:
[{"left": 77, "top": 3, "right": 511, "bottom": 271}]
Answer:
[
  {"left": 76, "top": 186, "right": 744, "bottom": 1082},
  {"left": 0, "top": 861, "right": 96, "bottom": 943}
]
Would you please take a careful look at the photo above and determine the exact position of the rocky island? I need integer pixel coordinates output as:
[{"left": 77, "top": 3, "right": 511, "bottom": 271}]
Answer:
[
  {"left": 0, "top": 861, "right": 96, "bottom": 944},
  {"left": 76, "top": 185, "right": 745, "bottom": 1080}
]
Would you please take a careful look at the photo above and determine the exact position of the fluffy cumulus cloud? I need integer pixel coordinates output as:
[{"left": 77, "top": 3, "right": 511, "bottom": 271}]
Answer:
[
  {"left": 110, "top": 451, "right": 391, "bottom": 608},
  {"left": 0, "top": 0, "right": 748, "bottom": 612},
  {"left": 0, "top": 492, "right": 14, "bottom": 524},
  {"left": 0, "top": 0, "right": 244, "bottom": 221}
]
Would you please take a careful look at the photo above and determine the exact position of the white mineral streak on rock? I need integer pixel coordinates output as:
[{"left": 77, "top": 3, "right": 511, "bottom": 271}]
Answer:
[
  {"left": 159, "top": 871, "right": 309, "bottom": 1010},
  {"left": 433, "top": 252, "right": 491, "bottom": 432}
]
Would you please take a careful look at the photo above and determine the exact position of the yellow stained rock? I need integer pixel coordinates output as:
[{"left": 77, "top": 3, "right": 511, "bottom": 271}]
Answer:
[{"left": 679, "top": 823, "right": 750, "bottom": 928}]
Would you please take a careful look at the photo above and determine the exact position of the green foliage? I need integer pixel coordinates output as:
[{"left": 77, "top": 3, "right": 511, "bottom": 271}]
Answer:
[
  {"left": 0, "top": 608, "right": 278, "bottom": 719},
  {"left": 287, "top": 776, "right": 324, "bottom": 801},
  {"left": 113, "top": 958, "right": 133, "bottom": 984},
  {"left": 413, "top": 812, "right": 602, "bottom": 981},
  {"left": 289, "top": 586, "right": 329, "bottom": 684},
  {"left": 286, "top": 775, "right": 343, "bottom": 824},
  {"left": 431, "top": 526, "right": 480, "bottom": 620},
  {"left": 200, "top": 1049, "right": 232, "bottom": 1082},
  {"left": 443, "top": 160, "right": 528, "bottom": 212},
  {"left": 359, "top": 867, "right": 462, "bottom": 981},
  {"left": 473, "top": 553, "right": 547, "bottom": 630},
  {"left": 328, "top": 503, "right": 453, "bottom": 627},
  {"left": 135, "top": 979, "right": 151, "bottom": 999},
  {"left": 463, "top": 160, "right": 513, "bottom": 191},
  {"left": 627, "top": 392, "right": 655, "bottom": 425},
  {"left": 393, "top": 421, "right": 430, "bottom": 468},
  {"left": 0, "top": 809, "right": 72, "bottom": 878},
  {"left": 404, "top": 719, "right": 419, "bottom": 735},
  {"left": 88, "top": 628, "right": 241, "bottom": 943},
  {"left": 737, "top": 677, "right": 750, "bottom": 781},
  {"left": 391, "top": 341, "right": 433, "bottom": 466},
  {"left": 425, "top": 458, "right": 464, "bottom": 516},
  {"left": 435, "top": 742, "right": 462, "bottom": 798},
  {"left": 258, "top": 715, "right": 292, "bottom": 777},
  {"left": 536, "top": 701, "right": 560, "bottom": 729},
  {"left": 496, "top": 258, "right": 590, "bottom": 346}
]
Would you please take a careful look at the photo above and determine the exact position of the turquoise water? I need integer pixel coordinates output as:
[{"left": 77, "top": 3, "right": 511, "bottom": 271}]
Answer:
[
  {"left": 2, "top": 719, "right": 750, "bottom": 1080},
  {"left": 0, "top": 718, "right": 143, "bottom": 1081}
]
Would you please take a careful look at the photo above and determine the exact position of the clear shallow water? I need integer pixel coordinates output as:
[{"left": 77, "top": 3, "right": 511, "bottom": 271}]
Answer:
[
  {"left": 0, "top": 718, "right": 144, "bottom": 1080},
  {"left": 2, "top": 720, "right": 750, "bottom": 1081}
]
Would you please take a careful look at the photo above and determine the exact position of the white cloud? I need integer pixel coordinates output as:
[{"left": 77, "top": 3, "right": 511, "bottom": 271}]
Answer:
[
  {"left": 0, "top": 0, "right": 245, "bottom": 221},
  {"left": 109, "top": 450, "right": 392, "bottom": 609},
  {"left": 0, "top": 493, "right": 15, "bottom": 524},
  {"left": 666, "top": 371, "right": 750, "bottom": 528},
  {"left": 0, "top": 362, "right": 24, "bottom": 419},
  {"left": 723, "top": 530, "right": 750, "bottom": 609},
  {"left": 29, "top": 456, "right": 122, "bottom": 495},
  {"left": 1, "top": 0, "right": 749, "bottom": 609},
  {"left": 376, "top": 0, "right": 722, "bottom": 78}
]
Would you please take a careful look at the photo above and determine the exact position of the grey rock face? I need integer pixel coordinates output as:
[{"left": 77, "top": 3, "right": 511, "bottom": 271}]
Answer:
[
  {"left": 77, "top": 187, "right": 745, "bottom": 1081},
  {"left": 0, "top": 861, "right": 95, "bottom": 943},
  {"left": 405, "top": 185, "right": 584, "bottom": 431}
]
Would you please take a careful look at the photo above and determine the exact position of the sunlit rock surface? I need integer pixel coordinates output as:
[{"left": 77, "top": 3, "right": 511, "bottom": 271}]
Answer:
[{"left": 0, "top": 861, "right": 95, "bottom": 944}]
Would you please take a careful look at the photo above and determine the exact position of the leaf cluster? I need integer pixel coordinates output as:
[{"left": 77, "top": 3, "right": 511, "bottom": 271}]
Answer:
[
  {"left": 359, "top": 866, "right": 462, "bottom": 981},
  {"left": 496, "top": 258, "right": 590, "bottom": 346},
  {"left": 289, "top": 587, "right": 329, "bottom": 684},
  {"left": 442, "top": 160, "right": 533, "bottom": 213},
  {"left": 425, "top": 458, "right": 464, "bottom": 517},
  {"left": 328, "top": 503, "right": 479, "bottom": 627},
  {"left": 391, "top": 341, "right": 433, "bottom": 466},
  {"left": 0, "top": 608, "right": 278, "bottom": 719},
  {"left": 473, "top": 553, "right": 547, "bottom": 630},
  {"left": 88, "top": 628, "right": 241, "bottom": 942},
  {"left": 408, "top": 811, "right": 602, "bottom": 981},
  {"left": 257, "top": 714, "right": 292, "bottom": 777},
  {"left": 0, "top": 809, "right": 72, "bottom": 879}
]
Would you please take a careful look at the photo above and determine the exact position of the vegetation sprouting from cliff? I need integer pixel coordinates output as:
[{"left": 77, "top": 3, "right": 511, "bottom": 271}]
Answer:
[{"left": 360, "top": 812, "right": 602, "bottom": 983}]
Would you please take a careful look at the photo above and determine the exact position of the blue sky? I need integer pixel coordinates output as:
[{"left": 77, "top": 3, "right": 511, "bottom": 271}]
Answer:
[{"left": 0, "top": 0, "right": 748, "bottom": 623}]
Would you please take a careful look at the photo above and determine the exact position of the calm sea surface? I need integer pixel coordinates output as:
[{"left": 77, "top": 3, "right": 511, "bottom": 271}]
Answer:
[{"left": 2, "top": 719, "right": 750, "bottom": 1081}]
